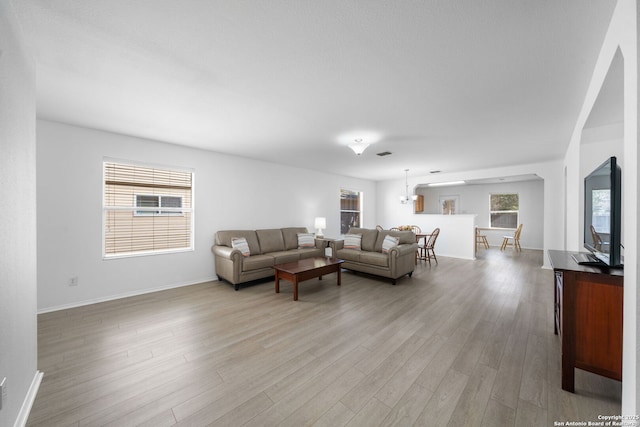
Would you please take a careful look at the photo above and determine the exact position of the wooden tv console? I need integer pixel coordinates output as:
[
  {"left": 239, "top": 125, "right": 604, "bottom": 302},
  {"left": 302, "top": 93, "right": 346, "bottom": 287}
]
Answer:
[{"left": 548, "top": 250, "right": 623, "bottom": 392}]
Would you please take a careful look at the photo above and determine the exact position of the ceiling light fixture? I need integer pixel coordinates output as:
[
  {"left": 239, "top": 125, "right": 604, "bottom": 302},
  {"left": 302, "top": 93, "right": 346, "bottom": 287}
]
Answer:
[
  {"left": 428, "top": 180, "right": 466, "bottom": 187},
  {"left": 348, "top": 138, "right": 369, "bottom": 155},
  {"left": 400, "top": 169, "right": 419, "bottom": 204}
]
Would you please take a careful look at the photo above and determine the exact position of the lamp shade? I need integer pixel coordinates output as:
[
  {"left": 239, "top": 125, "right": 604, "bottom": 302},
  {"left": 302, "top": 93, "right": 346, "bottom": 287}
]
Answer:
[
  {"left": 314, "top": 217, "right": 326, "bottom": 229},
  {"left": 314, "top": 217, "right": 326, "bottom": 238},
  {"left": 348, "top": 138, "right": 369, "bottom": 155}
]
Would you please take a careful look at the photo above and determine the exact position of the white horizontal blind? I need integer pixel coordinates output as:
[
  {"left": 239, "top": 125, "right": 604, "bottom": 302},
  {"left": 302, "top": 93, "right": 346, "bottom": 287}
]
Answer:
[{"left": 104, "top": 162, "right": 193, "bottom": 257}]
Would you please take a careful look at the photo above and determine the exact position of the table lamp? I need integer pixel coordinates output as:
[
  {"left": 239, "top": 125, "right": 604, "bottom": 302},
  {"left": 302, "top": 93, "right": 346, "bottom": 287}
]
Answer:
[{"left": 314, "top": 217, "right": 326, "bottom": 238}]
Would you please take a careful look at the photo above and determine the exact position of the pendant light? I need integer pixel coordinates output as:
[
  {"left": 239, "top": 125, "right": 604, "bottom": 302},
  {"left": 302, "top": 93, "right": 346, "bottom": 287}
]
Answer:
[{"left": 400, "top": 169, "right": 418, "bottom": 204}]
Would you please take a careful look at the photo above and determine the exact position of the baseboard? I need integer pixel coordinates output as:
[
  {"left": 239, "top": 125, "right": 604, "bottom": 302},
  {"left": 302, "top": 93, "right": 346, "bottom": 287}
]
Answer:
[
  {"left": 14, "top": 371, "right": 43, "bottom": 427},
  {"left": 37, "top": 276, "right": 218, "bottom": 314}
]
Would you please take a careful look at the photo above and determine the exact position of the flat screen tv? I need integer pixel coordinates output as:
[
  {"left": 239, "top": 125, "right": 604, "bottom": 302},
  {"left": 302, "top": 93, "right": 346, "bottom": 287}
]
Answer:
[{"left": 583, "top": 156, "right": 623, "bottom": 268}]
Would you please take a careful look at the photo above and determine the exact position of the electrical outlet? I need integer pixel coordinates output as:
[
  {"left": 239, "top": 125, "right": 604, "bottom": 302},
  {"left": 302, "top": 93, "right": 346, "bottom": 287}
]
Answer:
[
  {"left": 1, "top": 377, "right": 6, "bottom": 411},
  {"left": 69, "top": 276, "right": 78, "bottom": 286}
]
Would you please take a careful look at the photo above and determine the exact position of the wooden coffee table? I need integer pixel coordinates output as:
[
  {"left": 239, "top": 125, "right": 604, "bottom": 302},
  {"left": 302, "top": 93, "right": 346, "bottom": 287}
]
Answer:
[{"left": 273, "top": 257, "right": 344, "bottom": 301}]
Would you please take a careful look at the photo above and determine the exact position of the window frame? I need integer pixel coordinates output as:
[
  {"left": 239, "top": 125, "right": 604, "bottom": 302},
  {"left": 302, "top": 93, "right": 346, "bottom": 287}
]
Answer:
[
  {"left": 489, "top": 193, "right": 519, "bottom": 229},
  {"left": 102, "top": 159, "right": 194, "bottom": 259}
]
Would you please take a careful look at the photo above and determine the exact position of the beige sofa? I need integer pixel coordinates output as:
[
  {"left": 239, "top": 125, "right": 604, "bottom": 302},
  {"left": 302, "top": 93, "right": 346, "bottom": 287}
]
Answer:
[
  {"left": 330, "top": 227, "right": 417, "bottom": 285},
  {"left": 212, "top": 227, "right": 326, "bottom": 290}
]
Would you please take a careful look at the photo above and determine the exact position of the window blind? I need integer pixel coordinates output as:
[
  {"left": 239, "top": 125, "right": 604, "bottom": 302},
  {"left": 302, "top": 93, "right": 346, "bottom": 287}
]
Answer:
[
  {"left": 103, "top": 162, "right": 193, "bottom": 257},
  {"left": 340, "top": 189, "right": 362, "bottom": 234}
]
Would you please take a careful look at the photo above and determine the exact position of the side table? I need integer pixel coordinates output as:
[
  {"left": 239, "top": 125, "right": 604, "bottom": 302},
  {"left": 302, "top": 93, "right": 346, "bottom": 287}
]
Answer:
[{"left": 316, "top": 237, "right": 342, "bottom": 257}]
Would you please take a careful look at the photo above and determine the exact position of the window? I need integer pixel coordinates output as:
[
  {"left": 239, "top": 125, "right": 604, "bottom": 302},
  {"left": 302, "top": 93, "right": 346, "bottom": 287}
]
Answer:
[
  {"left": 134, "top": 194, "right": 184, "bottom": 216},
  {"left": 591, "top": 189, "right": 610, "bottom": 233},
  {"left": 340, "top": 189, "right": 362, "bottom": 234},
  {"left": 490, "top": 193, "right": 519, "bottom": 228},
  {"left": 103, "top": 161, "right": 193, "bottom": 258}
]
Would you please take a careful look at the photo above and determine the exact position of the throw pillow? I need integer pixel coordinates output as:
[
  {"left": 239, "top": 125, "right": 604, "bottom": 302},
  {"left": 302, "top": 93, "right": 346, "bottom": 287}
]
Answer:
[
  {"left": 382, "top": 235, "right": 399, "bottom": 253},
  {"left": 344, "top": 233, "right": 362, "bottom": 250},
  {"left": 297, "top": 233, "right": 315, "bottom": 248},
  {"left": 231, "top": 237, "right": 251, "bottom": 257}
]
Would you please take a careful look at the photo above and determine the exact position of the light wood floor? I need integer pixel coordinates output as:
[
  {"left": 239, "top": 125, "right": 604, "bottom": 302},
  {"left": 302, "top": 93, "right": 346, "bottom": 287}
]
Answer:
[{"left": 28, "top": 249, "right": 621, "bottom": 426}]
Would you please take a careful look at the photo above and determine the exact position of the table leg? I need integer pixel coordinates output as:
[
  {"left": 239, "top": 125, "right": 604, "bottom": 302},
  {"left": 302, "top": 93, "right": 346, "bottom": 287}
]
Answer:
[
  {"left": 293, "top": 277, "right": 298, "bottom": 301},
  {"left": 562, "top": 353, "right": 575, "bottom": 392},
  {"left": 337, "top": 267, "right": 341, "bottom": 286},
  {"left": 275, "top": 272, "right": 280, "bottom": 294}
]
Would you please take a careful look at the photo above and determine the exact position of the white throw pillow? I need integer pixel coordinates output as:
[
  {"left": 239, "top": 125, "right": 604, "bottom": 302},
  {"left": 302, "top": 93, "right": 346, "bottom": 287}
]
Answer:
[
  {"left": 382, "top": 235, "right": 399, "bottom": 253},
  {"left": 231, "top": 237, "right": 251, "bottom": 257},
  {"left": 344, "top": 234, "right": 362, "bottom": 250},
  {"left": 297, "top": 233, "right": 315, "bottom": 248}
]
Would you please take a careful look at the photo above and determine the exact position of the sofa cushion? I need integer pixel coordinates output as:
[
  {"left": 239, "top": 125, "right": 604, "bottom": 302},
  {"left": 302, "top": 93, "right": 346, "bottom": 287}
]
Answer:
[
  {"left": 242, "top": 254, "right": 274, "bottom": 271},
  {"left": 216, "top": 230, "right": 261, "bottom": 255},
  {"left": 256, "top": 229, "right": 285, "bottom": 254},
  {"left": 270, "top": 251, "right": 300, "bottom": 265},
  {"left": 298, "top": 248, "right": 325, "bottom": 259},
  {"left": 359, "top": 251, "right": 389, "bottom": 267},
  {"left": 348, "top": 227, "right": 378, "bottom": 251},
  {"left": 382, "top": 235, "right": 399, "bottom": 253},
  {"left": 281, "top": 227, "right": 309, "bottom": 250},
  {"left": 374, "top": 230, "right": 415, "bottom": 252},
  {"left": 231, "top": 237, "right": 251, "bottom": 257},
  {"left": 344, "top": 234, "right": 362, "bottom": 250},
  {"left": 335, "top": 248, "right": 361, "bottom": 262},
  {"left": 297, "top": 233, "right": 315, "bottom": 248}
]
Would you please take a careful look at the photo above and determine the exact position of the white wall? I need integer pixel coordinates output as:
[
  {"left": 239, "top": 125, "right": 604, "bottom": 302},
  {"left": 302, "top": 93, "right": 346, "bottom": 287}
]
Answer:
[
  {"left": 579, "top": 136, "right": 625, "bottom": 254},
  {"left": 416, "top": 180, "right": 545, "bottom": 249},
  {"left": 409, "top": 214, "right": 477, "bottom": 260},
  {"left": 0, "top": 2, "right": 40, "bottom": 426},
  {"left": 580, "top": 137, "right": 624, "bottom": 179},
  {"left": 36, "top": 120, "right": 377, "bottom": 311},
  {"left": 563, "top": 0, "right": 638, "bottom": 414},
  {"left": 376, "top": 159, "right": 563, "bottom": 267}
]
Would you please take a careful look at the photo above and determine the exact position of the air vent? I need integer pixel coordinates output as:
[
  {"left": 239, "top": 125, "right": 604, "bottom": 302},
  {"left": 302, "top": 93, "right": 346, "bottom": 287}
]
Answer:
[{"left": 377, "top": 151, "right": 392, "bottom": 156}]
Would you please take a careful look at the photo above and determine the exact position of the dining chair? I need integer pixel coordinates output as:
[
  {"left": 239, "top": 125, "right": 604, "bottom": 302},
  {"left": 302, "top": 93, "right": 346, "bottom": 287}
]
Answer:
[
  {"left": 500, "top": 224, "right": 523, "bottom": 251},
  {"left": 476, "top": 228, "right": 489, "bottom": 250},
  {"left": 423, "top": 228, "right": 440, "bottom": 265},
  {"left": 409, "top": 225, "right": 422, "bottom": 263},
  {"left": 590, "top": 225, "right": 603, "bottom": 251}
]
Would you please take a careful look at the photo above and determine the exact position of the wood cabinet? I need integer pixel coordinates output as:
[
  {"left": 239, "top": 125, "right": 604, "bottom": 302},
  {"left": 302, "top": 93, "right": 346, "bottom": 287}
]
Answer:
[
  {"left": 548, "top": 250, "right": 623, "bottom": 392},
  {"left": 414, "top": 194, "right": 424, "bottom": 213}
]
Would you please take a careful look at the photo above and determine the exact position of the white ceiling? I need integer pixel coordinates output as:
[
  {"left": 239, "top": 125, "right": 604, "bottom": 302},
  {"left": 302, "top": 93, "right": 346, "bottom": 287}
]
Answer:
[{"left": 13, "top": 0, "right": 618, "bottom": 181}]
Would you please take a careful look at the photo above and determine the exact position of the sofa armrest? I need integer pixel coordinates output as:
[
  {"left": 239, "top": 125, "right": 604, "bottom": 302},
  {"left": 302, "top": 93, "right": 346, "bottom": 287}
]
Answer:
[
  {"left": 212, "top": 245, "right": 244, "bottom": 285},
  {"left": 314, "top": 238, "right": 328, "bottom": 249},
  {"left": 389, "top": 243, "right": 418, "bottom": 257},
  {"left": 212, "top": 245, "right": 242, "bottom": 261},
  {"left": 330, "top": 239, "right": 345, "bottom": 253}
]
